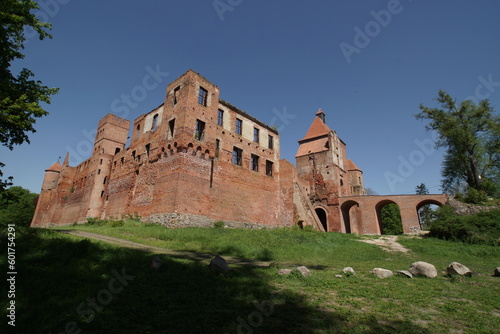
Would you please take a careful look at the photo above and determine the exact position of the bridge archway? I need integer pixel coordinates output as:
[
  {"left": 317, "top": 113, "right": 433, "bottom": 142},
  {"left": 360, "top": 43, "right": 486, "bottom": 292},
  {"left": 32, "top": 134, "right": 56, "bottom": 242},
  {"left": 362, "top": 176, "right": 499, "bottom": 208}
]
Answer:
[
  {"left": 341, "top": 200, "right": 360, "bottom": 234},
  {"left": 315, "top": 207, "right": 328, "bottom": 232},
  {"left": 416, "top": 199, "right": 444, "bottom": 230},
  {"left": 375, "top": 200, "right": 403, "bottom": 235}
]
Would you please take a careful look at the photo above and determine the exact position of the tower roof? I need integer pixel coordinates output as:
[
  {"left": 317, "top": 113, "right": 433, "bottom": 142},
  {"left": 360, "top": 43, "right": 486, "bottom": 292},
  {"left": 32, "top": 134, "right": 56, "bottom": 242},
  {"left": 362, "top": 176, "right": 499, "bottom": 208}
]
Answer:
[
  {"left": 346, "top": 159, "right": 361, "bottom": 171},
  {"left": 45, "top": 162, "right": 62, "bottom": 172},
  {"left": 299, "top": 109, "right": 332, "bottom": 142}
]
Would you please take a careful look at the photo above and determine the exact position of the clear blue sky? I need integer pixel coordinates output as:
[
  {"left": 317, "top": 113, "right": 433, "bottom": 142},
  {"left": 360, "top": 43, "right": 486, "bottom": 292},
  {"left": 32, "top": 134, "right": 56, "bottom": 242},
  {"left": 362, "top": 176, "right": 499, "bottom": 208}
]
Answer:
[{"left": 3, "top": 0, "right": 500, "bottom": 195}]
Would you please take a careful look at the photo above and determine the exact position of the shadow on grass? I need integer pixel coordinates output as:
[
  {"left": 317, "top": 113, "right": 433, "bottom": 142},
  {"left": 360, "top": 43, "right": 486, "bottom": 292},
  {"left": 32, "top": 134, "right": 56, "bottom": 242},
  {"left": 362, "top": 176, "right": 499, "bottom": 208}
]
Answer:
[{"left": 0, "top": 228, "right": 432, "bottom": 334}]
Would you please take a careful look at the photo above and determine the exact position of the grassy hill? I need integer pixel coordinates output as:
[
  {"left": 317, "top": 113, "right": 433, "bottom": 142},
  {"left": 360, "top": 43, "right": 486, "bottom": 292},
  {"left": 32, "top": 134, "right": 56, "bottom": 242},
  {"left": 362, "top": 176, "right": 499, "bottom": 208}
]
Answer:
[{"left": 1, "top": 222, "right": 499, "bottom": 333}]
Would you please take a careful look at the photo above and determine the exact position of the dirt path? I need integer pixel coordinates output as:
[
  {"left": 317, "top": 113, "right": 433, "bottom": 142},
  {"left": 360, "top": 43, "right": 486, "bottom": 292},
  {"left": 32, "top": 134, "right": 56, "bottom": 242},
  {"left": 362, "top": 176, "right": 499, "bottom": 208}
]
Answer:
[
  {"left": 56, "top": 229, "right": 272, "bottom": 267},
  {"left": 358, "top": 235, "right": 411, "bottom": 253}
]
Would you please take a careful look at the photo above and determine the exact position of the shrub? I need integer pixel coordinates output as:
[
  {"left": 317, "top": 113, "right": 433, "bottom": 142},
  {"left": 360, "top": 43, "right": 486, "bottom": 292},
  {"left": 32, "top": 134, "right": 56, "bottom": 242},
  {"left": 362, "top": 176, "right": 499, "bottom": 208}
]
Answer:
[
  {"left": 428, "top": 207, "right": 500, "bottom": 246},
  {"left": 213, "top": 220, "right": 225, "bottom": 228},
  {"left": 464, "top": 187, "right": 488, "bottom": 204}
]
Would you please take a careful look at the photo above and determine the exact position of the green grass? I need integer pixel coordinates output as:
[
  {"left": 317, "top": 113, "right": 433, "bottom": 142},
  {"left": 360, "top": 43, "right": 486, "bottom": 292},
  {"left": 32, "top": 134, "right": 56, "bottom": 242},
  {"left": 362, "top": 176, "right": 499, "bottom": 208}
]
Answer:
[{"left": 1, "top": 223, "right": 499, "bottom": 333}]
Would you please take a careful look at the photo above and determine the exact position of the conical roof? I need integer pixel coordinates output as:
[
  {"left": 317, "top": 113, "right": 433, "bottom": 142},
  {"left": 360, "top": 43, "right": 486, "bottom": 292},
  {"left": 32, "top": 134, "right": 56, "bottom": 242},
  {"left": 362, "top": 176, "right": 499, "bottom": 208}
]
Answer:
[
  {"left": 299, "top": 109, "right": 331, "bottom": 142},
  {"left": 346, "top": 159, "right": 361, "bottom": 171},
  {"left": 45, "top": 162, "right": 62, "bottom": 172}
]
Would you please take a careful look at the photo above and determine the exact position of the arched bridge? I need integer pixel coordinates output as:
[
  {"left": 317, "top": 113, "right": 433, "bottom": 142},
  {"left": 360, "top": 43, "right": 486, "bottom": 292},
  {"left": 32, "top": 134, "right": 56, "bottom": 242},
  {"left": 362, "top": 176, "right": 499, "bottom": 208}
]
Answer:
[{"left": 338, "top": 194, "right": 448, "bottom": 234}]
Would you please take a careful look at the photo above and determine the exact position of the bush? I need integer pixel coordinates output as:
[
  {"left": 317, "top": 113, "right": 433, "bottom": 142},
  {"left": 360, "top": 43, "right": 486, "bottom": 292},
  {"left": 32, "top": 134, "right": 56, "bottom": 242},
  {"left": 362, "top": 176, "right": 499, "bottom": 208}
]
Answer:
[
  {"left": 213, "top": 220, "right": 225, "bottom": 228},
  {"left": 428, "top": 207, "right": 500, "bottom": 246},
  {"left": 464, "top": 187, "right": 488, "bottom": 204}
]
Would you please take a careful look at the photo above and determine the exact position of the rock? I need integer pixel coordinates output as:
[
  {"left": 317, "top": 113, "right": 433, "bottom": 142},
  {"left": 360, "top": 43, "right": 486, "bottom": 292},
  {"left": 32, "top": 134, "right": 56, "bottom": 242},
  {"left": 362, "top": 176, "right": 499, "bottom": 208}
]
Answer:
[
  {"left": 447, "top": 262, "right": 472, "bottom": 277},
  {"left": 397, "top": 270, "right": 413, "bottom": 278},
  {"left": 494, "top": 267, "right": 500, "bottom": 277},
  {"left": 149, "top": 255, "right": 163, "bottom": 270},
  {"left": 372, "top": 268, "right": 393, "bottom": 279},
  {"left": 278, "top": 269, "right": 292, "bottom": 275},
  {"left": 296, "top": 266, "right": 311, "bottom": 277},
  {"left": 208, "top": 255, "right": 230, "bottom": 274},
  {"left": 335, "top": 274, "right": 343, "bottom": 278},
  {"left": 409, "top": 261, "right": 438, "bottom": 278},
  {"left": 343, "top": 267, "right": 355, "bottom": 275}
]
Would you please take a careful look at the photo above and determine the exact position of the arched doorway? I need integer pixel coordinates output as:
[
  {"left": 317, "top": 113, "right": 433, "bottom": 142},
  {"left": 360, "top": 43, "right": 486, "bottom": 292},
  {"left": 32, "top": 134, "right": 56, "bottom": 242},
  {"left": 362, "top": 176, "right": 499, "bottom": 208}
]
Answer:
[
  {"left": 375, "top": 200, "right": 403, "bottom": 235},
  {"left": 340, "top": 200, "right": 360, "bottom": 233},
  {"left": 416, "top": 199, "right": 443, "bottom": 231},
  {"left": 315, "top": 207, "right": 328, "bottom": 232}
]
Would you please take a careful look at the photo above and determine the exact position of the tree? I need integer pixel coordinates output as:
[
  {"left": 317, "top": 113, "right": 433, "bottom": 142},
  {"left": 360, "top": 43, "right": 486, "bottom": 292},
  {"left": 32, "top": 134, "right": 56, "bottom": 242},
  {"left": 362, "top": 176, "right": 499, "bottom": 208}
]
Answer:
[
  {"left": 416, "top": 90, "right": 500, "bottom": 194},
  {"left": 380, "top": 203, "right": 403, "bottom": 235},
  {"left": 364, "top": 187, "right": 378, "bottom": 195},
  {"left": 416, "top": 183, "right": 432, "bottom": 229},
  {"left": 0, "top": 185, "right": 38, "bottom": 227},
  {"left": 0, "top": 0, "right": 59, "bottom": 190}
]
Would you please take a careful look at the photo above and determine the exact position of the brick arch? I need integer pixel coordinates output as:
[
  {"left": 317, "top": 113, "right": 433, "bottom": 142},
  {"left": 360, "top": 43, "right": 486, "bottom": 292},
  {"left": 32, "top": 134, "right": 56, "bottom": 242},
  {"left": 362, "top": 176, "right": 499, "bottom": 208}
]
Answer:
[
  {"left": 375, "top": 199, "right": 402, "bottom": 235},
  {"left": 340, "top": 200, "right": 360, "bottom": 234},
  {"left": 416, "top": 199, "right": 445, "bottom": 211},
  {"left": 314, "top": 206, "right": 328, "bottom": 232}
]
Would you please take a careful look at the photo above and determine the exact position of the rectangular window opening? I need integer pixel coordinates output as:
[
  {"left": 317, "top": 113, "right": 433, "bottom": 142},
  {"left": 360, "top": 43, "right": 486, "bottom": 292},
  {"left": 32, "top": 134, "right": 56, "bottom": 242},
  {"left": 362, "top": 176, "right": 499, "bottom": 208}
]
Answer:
[
  {"left": 232, "top": 147, "right": 243, "bottom": 166},
  {"left": 169, "top": 119, "right": 176, "bottom": 138},
  {"left": 198, "top": 87, "right": 208, "bottom": 106},
  {"left": 215, "top": 139, "right": 220, "bottom": 158},
  {"left": 266, "top": 160, "right": 273, "bottom": 176},
  {"left": 145, "top": 144, "right": 151, "bottom": 158},
  {"left": 235, "top": 118, "right": 242, "bottom": 135},
  {"left": 250, "top": 154, "right": 259, "bottom": 172},
  {"left": 268, "top": 135, "right": 274, "bottom": 149},
  {"left": 151, "top": 114, "right": 159, "bottom": 132},
  {"left": 173, "top": 86, "right": 180, "bottom": 105},
  {"left": 253, "top": 128, "right": 260, "bottom": 143},
  {"left": 195, "top": 119, "right": 206, "bottom": 141},
  {"left": 217, "top": 109, "right": 224, "bottom": 126}
]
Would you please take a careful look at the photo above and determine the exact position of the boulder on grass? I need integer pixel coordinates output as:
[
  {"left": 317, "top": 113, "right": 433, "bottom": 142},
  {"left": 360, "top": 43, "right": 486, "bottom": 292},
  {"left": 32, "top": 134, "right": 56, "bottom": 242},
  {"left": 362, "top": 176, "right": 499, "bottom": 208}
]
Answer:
[
  {"left": 296, "top": 266, "right": 311, "bottom": 277},
  {"left": 494, "top": 267, "right": 500, "bottom": 277},
  {"left": 397, "top": 270, "right": 413, "bottom": 278},
  {"left": 343, "top": 267, "right": 355, "bottom": 275},
  {"left": 372, "top": 268, "right": 393, "bottom": 279},
  {"left": 278, "top": 269, "right": 292, "bottom": 275},
  {"left": 409, "top": 261, "right": 438, "bottom": 278},
  {"left": 447, "top": 262, "right": 472, "bottom": 277},
  {"left": 208, "top": 255, "right": 230, "bottom": 274},
  {"left": 149, "top": 255, "right": 164, "bottom": 270}
]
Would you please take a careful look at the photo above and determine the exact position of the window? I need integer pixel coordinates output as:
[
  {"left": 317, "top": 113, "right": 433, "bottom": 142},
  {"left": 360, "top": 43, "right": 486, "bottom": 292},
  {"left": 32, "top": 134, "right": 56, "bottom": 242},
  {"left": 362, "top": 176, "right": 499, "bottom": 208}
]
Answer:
[
  {"left": 151, "top": 114, "right": 158, "bottom": 132},
  {"left": 169, "top": 119, "right": 176, "bottom": 138},
  {"left": 195, "top": 119, "right": 206, "bottom": 141},
  {"left": 235, "top": 118, "right": 242, "bottom": 135},
  {"left": 145, "top": 144, "right": 151, "bottom": 157},
  {"left": 266, "top": 160, "right": 273, "bottom": 176},
  {"left": 136, "top": 124, "right": 141, "bottom": 138},
  {"left": 198, "top": 87, "right": 208, "bottom": 106},
  {"left": 217, "top": 109, "right": 224, "bottom": 126},
  {"left": 215, "top": 139, "right": 220, "bottom": 158},
  {"left": 173, "top": 85, "right": 180, "bottom": 105},
  {"left": 250, "top": 154, "right": 259, "bottom": 171},
  {"left": 253, "top": 128, "right": 260, "bottom": 143},
  {"left": 232, "top": 147, "right": 243, "bottom": 166},
  {"left": 100, "top": 159, "right": 103, "bottom": 165},
  {"left": 268, "top": 135, "right": 274, "bottom": 149}
]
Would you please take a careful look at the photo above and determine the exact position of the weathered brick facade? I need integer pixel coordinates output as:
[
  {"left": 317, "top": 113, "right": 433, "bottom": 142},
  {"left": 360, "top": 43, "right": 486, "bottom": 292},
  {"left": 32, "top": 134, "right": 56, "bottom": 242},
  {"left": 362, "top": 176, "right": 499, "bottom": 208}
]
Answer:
[{"left": 31, "top": 70, "right": 446, "bottom": 234}]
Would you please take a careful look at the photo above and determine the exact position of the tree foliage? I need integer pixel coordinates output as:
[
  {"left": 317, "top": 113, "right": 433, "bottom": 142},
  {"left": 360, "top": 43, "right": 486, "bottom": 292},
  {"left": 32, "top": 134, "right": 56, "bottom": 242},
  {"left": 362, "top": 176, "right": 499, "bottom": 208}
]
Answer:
[
  {"left": 415, "top": 90, "right": 500, "bottom": 194},
  {"left": 0, "top": 0, "right": 59, "bottom": 189},
  {"left": 0, "top": 185, "right": 38, "bottom": 227},
  {"left": 380, "top": 203, "right": 403, "bottom": 235}
]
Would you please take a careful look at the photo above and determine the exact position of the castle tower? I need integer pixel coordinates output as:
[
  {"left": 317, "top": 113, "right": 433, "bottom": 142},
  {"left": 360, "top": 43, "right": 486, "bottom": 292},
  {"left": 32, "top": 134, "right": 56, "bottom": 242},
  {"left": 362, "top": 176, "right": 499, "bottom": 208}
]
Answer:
[
  {"left": 31, "top": 161, "right": 62, "bottom": 226},
  {"left": 87, "top": 114, "right": 130, "bottom": 218},
  {"left": 295, "top": 110, "right": 358, "bottom": 231}
]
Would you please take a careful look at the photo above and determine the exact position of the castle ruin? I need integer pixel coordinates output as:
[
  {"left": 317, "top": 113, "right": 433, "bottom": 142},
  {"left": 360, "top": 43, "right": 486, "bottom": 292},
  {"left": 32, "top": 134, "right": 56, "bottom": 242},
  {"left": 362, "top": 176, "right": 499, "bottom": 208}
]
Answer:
[{"left": 31, "top": 70, "right": 447, "bottom": 233}]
